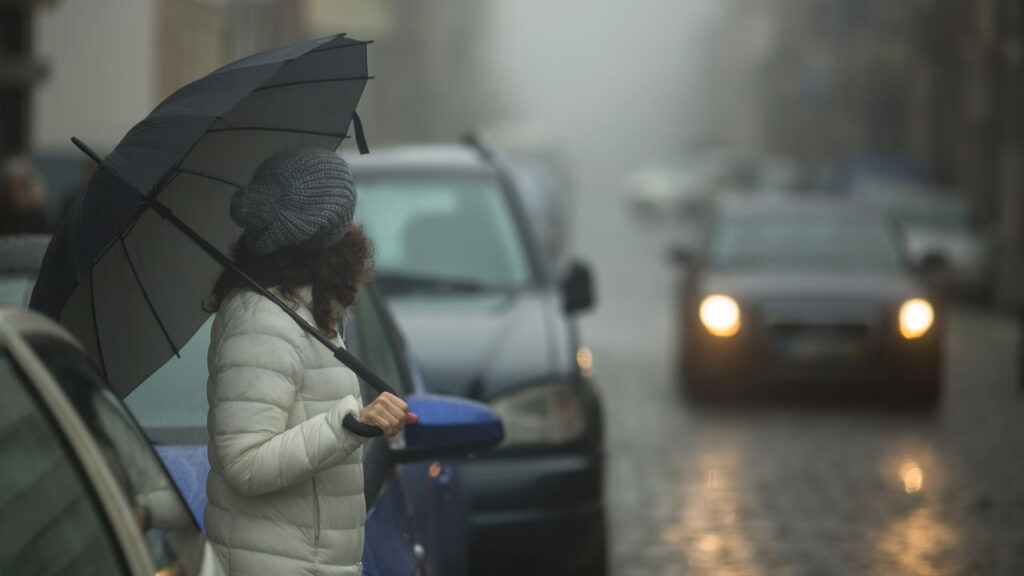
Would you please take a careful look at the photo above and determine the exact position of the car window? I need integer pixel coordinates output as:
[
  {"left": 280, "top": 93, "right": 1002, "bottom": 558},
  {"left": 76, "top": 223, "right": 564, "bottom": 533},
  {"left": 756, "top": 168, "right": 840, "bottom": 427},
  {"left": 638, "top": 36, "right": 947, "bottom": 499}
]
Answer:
[
  {"left": 0, "top": 274, "right": 35, "bottom": 307},
  {"left": 355, "top": 173, "right": 530, "bottom": 292},
  {"left": 30, "top": 339, "right": 204, "bottom": 576},
  {"left": 127, "top": 287, "right": 399, "bottom": 436},
  {"left": 894, "top": 202, "right": 974, "bottom": 233},
  {"left": 709, "top": 211, "right": 903, "bottom": 271},
  {"left": 125, "top": 316, "right": 212, "bottom": 438},
  {"left": 0, "top": 352, "right": 127, "bottom": 575},
  {"left": 351, "top": 292, "right": 410, "bottom": 397}
]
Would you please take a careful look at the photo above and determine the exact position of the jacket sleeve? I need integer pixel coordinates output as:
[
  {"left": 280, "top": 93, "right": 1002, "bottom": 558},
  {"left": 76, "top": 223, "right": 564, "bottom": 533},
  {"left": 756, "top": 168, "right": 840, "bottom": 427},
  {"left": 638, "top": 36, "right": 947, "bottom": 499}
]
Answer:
[{"left": 209, "top": 313, "right": 367, "bottom": 496}]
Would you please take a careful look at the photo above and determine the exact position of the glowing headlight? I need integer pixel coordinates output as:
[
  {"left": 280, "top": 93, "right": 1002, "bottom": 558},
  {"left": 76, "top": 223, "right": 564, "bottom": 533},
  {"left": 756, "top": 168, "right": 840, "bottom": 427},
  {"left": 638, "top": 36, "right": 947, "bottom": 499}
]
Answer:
[
  {"left": 490, "top": 383, "right": 584, "bottom": 446},
  {"left": 699, "top": 295, "right": 741, "bottom": 337},
  {"left": 899, "top": 298, "right": 935, "bottom": 339}
]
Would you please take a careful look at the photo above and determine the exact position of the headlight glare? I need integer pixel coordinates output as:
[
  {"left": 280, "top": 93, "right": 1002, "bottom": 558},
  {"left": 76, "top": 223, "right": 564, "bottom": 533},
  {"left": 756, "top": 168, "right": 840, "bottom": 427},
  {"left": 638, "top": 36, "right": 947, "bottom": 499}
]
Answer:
[
  {"left": 490, "top": 383, "right": 584, "bottom": 446},
  {"left": 899, "top": 298, "right": 934, "bottom": 339},
  {"left": 699, "top": 294, "right": 741, "bottom": 337}
]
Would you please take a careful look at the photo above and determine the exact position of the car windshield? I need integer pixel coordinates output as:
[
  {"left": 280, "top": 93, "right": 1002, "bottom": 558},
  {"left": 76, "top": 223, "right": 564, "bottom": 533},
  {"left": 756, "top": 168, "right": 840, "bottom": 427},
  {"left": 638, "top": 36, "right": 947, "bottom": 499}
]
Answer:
[
  {"left": 709, "top": 210, "right": 903, "bottom": 271},
  {"left": 354, "top": 173, "right": 530, "bottom": 294}
]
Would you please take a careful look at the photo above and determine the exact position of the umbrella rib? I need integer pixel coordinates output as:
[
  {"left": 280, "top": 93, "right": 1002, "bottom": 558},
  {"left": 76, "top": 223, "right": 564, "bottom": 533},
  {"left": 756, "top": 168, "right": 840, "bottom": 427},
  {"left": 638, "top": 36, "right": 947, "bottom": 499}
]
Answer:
[
  {"left": 172, "top": 168, "right": 243, "bottom": 188},
  {"left": 254, "top": 75, "right": 372, "bottom": 92},
  {"left": 206, "top": 126, "right": 349, "bottom": 139},
  {"left": 308, "top": 39, "right": 372, "bottom": 54},
  {"left": 118, "top": 235, "right": 181, "bottom": 358},
  {"left": 89, "top": 267, "right": 110, "bottom": 382}
]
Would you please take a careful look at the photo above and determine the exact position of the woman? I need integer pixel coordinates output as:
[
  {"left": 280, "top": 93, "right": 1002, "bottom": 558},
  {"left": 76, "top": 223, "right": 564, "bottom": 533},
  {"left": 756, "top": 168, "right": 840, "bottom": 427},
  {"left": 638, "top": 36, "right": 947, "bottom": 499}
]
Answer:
[{"left": 204, "top": 146, "right": 414, "bottom": 575}]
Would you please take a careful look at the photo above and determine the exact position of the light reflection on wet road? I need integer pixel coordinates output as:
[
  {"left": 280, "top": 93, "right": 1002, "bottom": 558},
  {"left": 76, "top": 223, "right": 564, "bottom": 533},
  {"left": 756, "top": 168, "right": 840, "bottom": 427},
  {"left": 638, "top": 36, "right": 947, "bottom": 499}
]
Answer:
[{"left": 595, "top": 307, "right": 1023, "bottom": 576}]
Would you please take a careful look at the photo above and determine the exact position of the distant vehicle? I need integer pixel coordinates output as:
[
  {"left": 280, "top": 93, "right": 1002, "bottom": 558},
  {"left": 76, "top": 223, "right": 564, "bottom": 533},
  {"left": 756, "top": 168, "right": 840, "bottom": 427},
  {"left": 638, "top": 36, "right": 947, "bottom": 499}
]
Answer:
[
  {"left": 670, "top": 197, "right": 943, "bottom": 403},
  {"left": 125, "top": 285, "right": 498, "bottom": 576},
  {"left": 857, "top": 188, "right": 992, "bottom": 299},
  {"left": 0, "top": 307, "right": 221, "bottom": 575},
  {"left": 625, "top": 149, "right": 748, "bottom": 221},
  {"left": 350, "top": 144, "right": 605, "bottom": 576},
  {"left": 0, "top": 234, "right": 50, "bottom": 306}
]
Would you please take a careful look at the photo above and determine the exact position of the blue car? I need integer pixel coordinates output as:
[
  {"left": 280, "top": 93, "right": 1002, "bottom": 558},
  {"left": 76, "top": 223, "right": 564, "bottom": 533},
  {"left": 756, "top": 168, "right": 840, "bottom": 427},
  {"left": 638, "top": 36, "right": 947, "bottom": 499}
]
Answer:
[{"left": 125, "top": 285, "right": 501, "bottom": 576}]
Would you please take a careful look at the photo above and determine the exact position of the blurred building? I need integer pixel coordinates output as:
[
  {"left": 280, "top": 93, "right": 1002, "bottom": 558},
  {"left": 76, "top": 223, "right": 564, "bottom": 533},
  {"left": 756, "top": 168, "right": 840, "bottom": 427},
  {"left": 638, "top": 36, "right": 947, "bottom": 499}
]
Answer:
[
  {"left": 2, "top": 0, "right": 55, "bottom": 157},
  {"left": 718, "top": 0, "right": 1023, "bottom": 310}
]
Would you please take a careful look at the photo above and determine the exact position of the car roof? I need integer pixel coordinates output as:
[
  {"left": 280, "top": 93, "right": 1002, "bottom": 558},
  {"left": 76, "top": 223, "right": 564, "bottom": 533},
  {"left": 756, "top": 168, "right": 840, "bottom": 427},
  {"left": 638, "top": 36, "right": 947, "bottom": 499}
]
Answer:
[
  {"left": 346, "top": 144, "right": 497, "bottom": 176},
  {"left": 0, "top": 306, "right": 80, "bottom": 349}
]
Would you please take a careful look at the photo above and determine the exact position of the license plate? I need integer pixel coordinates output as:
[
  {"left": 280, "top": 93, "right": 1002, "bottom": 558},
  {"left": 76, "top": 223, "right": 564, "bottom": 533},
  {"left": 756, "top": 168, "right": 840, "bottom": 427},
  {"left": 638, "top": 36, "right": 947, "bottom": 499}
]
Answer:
[{"left": 776, "top": 330, "right": 863, "bottom": 362}]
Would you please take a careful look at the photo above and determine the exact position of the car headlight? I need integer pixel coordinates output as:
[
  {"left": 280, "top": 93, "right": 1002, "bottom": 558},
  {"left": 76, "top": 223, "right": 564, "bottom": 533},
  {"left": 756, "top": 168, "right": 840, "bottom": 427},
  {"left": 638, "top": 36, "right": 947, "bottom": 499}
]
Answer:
[
  {"left": 490, "top": 383, "right": 584, "bottom": 446},
  {"left": 899, "top": 298, "right": 935, "bottom": 339},
  {"left": 699, "top": 294, "right": 741, "bottom": 337}
]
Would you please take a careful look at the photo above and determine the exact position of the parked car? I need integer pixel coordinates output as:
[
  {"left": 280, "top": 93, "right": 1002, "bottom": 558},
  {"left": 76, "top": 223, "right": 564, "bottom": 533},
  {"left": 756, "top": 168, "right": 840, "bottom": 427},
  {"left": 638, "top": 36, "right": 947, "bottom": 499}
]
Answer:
[
  {"left": 671, "top": 196, "right": 943, "bottom": 403},
  {"left": 123, "top": 284, "right": 499, "bottom": 576},
  {"left": 350, "top": 144, "right": 605, "bottom": 575},
  {"left": 0, "top": 306, "right": 221, "bottom": 575},
  {"left": 0, "top": 234, "right": 50, "bottom": 306},
  {"left": 856, "top": 187, "right": 992, "bottom": 300},
  {"left": 471, "top": 128, "right": 574, "bottom": 268}
]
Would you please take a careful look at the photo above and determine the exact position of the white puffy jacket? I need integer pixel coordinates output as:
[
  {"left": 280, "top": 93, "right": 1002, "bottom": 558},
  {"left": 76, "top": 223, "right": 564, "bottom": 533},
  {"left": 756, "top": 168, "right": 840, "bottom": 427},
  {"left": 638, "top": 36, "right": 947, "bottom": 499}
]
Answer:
[{"left": 205, "top": 287, "right": 368, "bottom": 575}]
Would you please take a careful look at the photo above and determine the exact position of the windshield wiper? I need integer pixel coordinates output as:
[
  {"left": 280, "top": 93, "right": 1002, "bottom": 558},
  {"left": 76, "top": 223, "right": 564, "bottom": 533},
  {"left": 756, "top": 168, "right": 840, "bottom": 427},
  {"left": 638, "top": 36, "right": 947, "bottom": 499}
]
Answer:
[{"left": 376, "top": 271, "right": 498, "bottom": 294}]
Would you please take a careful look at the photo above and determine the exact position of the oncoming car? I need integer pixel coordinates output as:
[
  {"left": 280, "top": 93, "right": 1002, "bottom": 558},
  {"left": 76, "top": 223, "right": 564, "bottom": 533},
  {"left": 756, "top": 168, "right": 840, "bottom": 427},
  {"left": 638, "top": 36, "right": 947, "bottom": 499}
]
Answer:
[{"left": 671, "top": 197, "right": 943, "bottom": 403}]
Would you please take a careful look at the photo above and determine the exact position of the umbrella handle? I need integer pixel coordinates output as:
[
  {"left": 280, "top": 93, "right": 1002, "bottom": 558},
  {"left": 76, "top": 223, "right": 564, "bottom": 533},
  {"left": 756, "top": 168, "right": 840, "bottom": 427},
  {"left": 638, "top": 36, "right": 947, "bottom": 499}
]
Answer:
[{"left": 343, "top": 413, "right": 384, "bottom": 438}]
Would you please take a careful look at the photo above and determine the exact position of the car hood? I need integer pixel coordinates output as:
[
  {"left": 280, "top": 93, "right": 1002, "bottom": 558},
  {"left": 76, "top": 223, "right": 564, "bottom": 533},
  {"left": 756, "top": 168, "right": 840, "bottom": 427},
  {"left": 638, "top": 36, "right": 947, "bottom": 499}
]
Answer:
[
  {"left": 387, "top": 290, "right": 562, "bottom": 399},
  {"left": 699, "top": 268, "right": 922, "bottom": 304}
]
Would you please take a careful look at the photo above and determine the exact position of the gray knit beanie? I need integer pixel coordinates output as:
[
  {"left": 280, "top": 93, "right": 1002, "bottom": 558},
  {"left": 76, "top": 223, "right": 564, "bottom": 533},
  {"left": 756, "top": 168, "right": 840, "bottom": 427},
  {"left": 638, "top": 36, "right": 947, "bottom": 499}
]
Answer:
[{"left": 230, "top": 146, "right": 356, "bottom": 255}]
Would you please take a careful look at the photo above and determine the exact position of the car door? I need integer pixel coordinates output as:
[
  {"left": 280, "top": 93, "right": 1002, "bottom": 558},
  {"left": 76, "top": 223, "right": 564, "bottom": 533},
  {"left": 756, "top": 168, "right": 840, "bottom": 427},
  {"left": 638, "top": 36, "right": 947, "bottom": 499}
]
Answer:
[
  {"left": 20, "top": 336, "right": 215, "bottom": 576},
  {"left": 351, "top": 286, "right": 472, "bottom": 576},
  {"left": 348, "top": 289, "right": 423, "bottom": 576},
  {"left": 0, "top": 350, "right": 134, "bottom": 575}
]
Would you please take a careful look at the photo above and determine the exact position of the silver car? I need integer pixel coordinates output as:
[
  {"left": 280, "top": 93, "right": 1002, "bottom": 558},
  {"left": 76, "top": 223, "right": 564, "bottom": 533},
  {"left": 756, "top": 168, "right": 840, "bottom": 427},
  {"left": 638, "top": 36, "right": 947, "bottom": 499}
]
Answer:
[
  {"left": 857, "top": 188, "right": 992, "bottom": 299},
  {"left": 0, "top": 307, "right": 221, "bottom": 575}
]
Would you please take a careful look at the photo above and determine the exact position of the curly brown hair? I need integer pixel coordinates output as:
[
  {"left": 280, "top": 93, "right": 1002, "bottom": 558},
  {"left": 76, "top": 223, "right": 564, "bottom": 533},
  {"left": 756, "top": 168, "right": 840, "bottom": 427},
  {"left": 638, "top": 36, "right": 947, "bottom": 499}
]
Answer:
[{"left": 207, "top": 225, "right": 374, "bottom": 338}]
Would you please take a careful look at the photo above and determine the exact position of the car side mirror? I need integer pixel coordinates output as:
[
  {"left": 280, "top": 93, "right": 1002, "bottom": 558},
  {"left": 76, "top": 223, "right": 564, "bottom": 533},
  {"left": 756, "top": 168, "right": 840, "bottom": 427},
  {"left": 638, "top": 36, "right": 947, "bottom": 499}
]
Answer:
[
  {"left": 389, "top": 394, "right": 504, "bottom": 463},
  {"left": 667, "top": 245, "right": 693, "bottom": 265},
  {"left": 562, "top": 260, "right": 595, "bottom": 314}
]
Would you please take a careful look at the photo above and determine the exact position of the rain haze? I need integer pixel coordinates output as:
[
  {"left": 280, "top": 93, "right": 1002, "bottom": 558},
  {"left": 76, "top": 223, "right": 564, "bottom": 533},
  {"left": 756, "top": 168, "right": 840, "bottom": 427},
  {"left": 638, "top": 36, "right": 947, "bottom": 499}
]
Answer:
[{"left": 3, "top": 1, "right": 1024, "bottom": 575}]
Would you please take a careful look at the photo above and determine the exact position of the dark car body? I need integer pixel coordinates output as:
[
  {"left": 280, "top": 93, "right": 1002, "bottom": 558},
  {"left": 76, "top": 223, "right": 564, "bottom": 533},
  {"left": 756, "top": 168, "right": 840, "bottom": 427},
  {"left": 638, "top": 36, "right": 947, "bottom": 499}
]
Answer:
[
  {"left": 125, "top": 286, "right": 476, "bottom": 576},
  {"left": 350, "top": 145, "right": 605, "bottom": 575},
  {"left": 675, "top": 197, "right": 943, "bottom": 402}
]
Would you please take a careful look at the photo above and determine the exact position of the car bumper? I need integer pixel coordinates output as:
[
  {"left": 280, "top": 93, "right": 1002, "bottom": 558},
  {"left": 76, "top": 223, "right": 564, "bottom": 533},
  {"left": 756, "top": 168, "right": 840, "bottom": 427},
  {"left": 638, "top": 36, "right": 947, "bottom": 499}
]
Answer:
[
  {"left": 455, "top": 451, "right": 605, "bottom": 572},
  {"left": 685, "top": 323, "right": 942, "bottom": 393}
]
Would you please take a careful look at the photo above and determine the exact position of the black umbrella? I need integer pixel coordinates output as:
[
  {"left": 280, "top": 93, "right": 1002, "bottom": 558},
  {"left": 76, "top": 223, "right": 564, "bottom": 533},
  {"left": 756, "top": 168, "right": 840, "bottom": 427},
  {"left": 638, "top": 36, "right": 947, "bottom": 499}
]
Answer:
[{"left": 31, "top": 34, "right": 391, "bottom": 437}]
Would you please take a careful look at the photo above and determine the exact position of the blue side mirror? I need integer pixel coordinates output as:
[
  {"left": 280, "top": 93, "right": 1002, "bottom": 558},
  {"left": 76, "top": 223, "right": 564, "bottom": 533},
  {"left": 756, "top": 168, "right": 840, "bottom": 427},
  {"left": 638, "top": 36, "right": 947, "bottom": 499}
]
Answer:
[{"left": 392, "top": 394, "right": 504, "bottom": 462}]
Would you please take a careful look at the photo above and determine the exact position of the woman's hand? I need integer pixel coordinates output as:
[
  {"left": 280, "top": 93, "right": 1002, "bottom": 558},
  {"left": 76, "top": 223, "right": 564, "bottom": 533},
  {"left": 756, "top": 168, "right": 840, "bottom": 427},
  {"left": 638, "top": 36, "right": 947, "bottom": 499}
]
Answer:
[{"left": 358, "top": 393, "right": 418, "bottom": 438}]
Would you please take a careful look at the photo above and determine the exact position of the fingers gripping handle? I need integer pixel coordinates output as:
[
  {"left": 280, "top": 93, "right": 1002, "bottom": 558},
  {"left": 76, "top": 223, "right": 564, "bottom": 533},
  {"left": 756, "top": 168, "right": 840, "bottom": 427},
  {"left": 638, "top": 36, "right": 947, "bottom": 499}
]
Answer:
[
  {"left": 333, "top": 346, "right": 397, "bottom": 438},
  {"left": 343, "top": 413, "right": 383, "bottom": 438}
]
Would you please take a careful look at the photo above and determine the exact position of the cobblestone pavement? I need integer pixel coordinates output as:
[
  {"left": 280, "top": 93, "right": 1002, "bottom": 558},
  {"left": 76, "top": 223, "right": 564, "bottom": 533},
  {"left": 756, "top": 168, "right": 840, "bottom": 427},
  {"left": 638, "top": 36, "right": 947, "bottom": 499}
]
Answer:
[{"left": 592, "top": 305, "right": 1024, "bottom": 576}]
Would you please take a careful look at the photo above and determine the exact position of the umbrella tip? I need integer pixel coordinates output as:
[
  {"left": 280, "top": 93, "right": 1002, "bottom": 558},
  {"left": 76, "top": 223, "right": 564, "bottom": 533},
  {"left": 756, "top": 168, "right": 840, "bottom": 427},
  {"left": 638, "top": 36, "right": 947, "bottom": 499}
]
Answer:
[{"left": 71, "top": 137, "right": 104, "bottom": 165}]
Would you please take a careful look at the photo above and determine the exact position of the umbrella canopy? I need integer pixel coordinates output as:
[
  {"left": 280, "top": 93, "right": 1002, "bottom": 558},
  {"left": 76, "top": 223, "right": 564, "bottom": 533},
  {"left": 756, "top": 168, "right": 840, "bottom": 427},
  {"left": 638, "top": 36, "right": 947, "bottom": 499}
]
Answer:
[{"left": 31, "top": 34, "right": 377, "bottom": 401}]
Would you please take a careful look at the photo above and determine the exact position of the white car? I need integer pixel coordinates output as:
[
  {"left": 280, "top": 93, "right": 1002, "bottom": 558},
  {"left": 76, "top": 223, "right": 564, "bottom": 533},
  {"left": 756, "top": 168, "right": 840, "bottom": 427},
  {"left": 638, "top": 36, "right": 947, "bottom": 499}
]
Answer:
[
  {"left": 0, "top": 307, "right": 221, "bottom": 576},
  {"left": 855, "top": 186, "right": 993, "bottom": 299}
]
